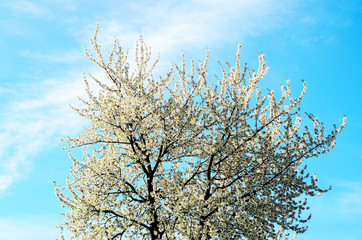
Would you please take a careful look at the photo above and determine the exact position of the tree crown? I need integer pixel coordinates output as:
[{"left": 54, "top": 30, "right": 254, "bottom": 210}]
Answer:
[{"left": 55, "top": 25, "right": 346, "bottom": 240}]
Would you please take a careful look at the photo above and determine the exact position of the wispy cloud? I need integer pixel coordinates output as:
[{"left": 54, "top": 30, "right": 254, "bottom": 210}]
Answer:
[
  {"left": 310, "top": 180, "right": 362, "bottom": 221},
  {"left": 21, "top": 49, "right": 83, "bottom": 63},
  {"left": 78, "top": 0, "right": 298, "bottom": 57},
  {"left": 0, "top": 0, "right": 50, "bottom": 17},
  {"left": 299, "top": 16, "right": 318, "bottom": 25},
  {"left": 0, "top": 74, "right": 87, "bottom": 197},
  {"left": 336, "top": 181, "right": 362, "bottom": 219},
  {"left": 68, "top": 0, "right": 299, "bottom": 79}
]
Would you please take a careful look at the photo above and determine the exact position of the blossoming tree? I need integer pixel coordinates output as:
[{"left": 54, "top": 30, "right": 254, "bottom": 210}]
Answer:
[{"left": 55, "top": 26, "right": 346, "bottom": 240}]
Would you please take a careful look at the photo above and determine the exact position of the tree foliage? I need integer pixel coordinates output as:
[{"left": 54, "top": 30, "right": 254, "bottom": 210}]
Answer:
[{"left": 55, "top": 26, "right": 346, "bottom": 240}]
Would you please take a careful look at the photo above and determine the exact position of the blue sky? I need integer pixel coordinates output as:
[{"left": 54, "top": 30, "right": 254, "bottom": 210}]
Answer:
[{"left": 0, "top": 0, "right": 361, "bottom": 239}]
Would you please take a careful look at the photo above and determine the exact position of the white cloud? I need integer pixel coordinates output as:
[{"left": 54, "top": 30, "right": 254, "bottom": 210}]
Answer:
[
  {"left": 299, "top": 16, "right": 318, "bottom": 25},
  {"left": 0, "top": 176, "right": 13, "bottom": 192},
  {"left": 69, "top": 0, "right": 299, "bottom": 80},
  {"left": 336, "top": 182, "right": 362, "bottom": 218},
  {"left": 0, "top": 0, "right": 50, "bottom": 17},
  {"left": 309, "top": 180, "right": 362, "bottom": 221},
  {"left": 0, "top": 73, "right": 87, "bottom": 197},
  {"left": 77, "top": 0, "right": 298, "bottom": 57},
  {"left": 21, "top": 49, "right": 83, "bottom": 63}
]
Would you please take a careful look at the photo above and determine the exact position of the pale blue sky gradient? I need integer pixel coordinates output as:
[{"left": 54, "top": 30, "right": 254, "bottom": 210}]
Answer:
[{"left": 0, "top": 0, "right": 361, "bottom": 239}]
